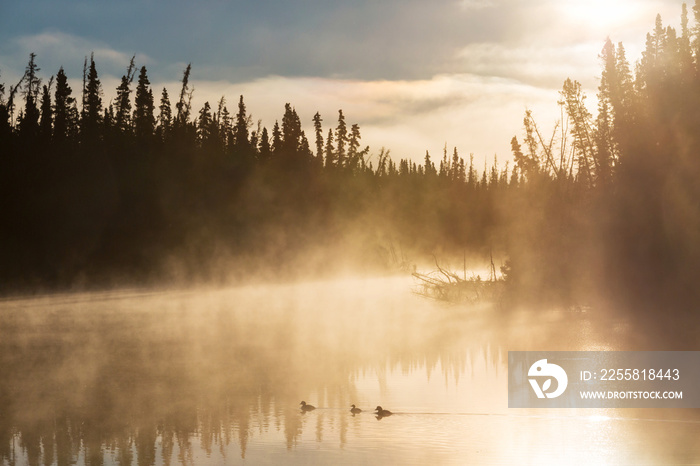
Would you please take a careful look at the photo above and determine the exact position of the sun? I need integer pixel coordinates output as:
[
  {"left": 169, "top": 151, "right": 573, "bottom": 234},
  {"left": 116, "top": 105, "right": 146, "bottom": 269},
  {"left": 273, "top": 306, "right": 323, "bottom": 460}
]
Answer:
[{"left": 559, "top": 0, "right": 641, "bottom": 31}]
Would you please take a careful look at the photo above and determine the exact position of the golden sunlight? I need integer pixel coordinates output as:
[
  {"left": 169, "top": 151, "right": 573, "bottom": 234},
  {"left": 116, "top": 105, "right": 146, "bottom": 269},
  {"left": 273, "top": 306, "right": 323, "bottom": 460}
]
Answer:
[{"left": 559, "top": 0, "right": 641, "bottom": 29}]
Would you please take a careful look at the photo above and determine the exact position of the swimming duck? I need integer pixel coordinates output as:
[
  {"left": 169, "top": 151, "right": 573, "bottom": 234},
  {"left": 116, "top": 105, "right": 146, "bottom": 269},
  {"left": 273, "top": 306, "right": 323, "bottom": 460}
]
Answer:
[
  {"left": 350, "top": 404, "right": 362, "bottom": 414},
  {"left": 300, "top": 401, "right": 316, "bottom": 411},
  {"left": 374, "top": 406, "right": 392, "bottom": 417}
]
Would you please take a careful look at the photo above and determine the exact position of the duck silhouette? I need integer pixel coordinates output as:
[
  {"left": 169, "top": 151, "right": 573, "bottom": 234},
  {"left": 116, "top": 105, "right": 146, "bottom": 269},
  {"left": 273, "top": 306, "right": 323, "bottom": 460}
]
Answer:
[
  {"left": 350, "top": 404, "right": 362, "bottom": 414},
  {"left": 374, "top": 406, "right": 392, "bottom": 417},
  {"left": 300, "top": 401, "right": 316, "bottom": 412}
]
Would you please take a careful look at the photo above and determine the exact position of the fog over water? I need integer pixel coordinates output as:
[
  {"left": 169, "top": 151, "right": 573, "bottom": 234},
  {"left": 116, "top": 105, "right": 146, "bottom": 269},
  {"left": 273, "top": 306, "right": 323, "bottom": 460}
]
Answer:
[
  {"left": 1, "top": 276, "right": 698, "bottom": 466},
  {"left": 3, "top": 3, "right": 700, "bottom": 465}
]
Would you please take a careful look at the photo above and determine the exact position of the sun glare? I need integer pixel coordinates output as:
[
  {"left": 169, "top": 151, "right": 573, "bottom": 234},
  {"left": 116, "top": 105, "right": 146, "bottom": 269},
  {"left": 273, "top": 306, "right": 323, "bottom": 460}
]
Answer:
[{"left": 560, "top": 0, "right": 641, "bottom": 30}]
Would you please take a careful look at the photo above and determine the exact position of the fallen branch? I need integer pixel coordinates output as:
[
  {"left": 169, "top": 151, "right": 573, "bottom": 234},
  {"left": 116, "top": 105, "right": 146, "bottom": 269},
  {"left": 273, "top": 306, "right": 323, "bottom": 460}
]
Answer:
[{"left": 412, "top": 263, "right": 504, "bottom": 304}]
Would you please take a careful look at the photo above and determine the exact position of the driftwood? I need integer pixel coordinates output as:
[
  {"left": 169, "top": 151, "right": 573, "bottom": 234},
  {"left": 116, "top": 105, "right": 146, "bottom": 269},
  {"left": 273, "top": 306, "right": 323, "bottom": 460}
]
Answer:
[{"left": 412, "top": 256, "right": 503, "bottom": 303}]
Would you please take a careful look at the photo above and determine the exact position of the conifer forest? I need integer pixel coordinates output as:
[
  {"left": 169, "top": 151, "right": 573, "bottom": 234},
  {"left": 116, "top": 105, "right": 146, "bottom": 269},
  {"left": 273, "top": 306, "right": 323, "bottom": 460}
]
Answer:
[{"left": 1, "top": 7, "right": 699, "bottom": 326}]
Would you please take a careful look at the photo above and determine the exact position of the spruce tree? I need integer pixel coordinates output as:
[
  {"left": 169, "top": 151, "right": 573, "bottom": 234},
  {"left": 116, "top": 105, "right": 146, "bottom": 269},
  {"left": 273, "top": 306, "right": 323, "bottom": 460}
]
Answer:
[
  {"left": 157, "top": 88, "right": 172, "bottom": 140},
  {"left": 233, "top": 95, "right": 250, "bottom": 153},
  {"left": 424, "top": 151, "right": 436, "bottom": 176},
  {"left": 348, "top": 123, "right": 361, "bottom": 168},
  {"left": 114, "top": 56, "right": 136, "bottom": 133},
  {"left": 54, "top": 67, "right": 75, "bottom": 144},
  {"left": 451, "top": 148, "right": 460, "bottom": 182},
  {"left": 39, "top": 80, "right": 53, "bottom": 144},
  {"left": 259, "top": 126, "right": 271, "bottom": 159},
  {"left": 133, "top": 66, "right": 155, "bottom": 140},
  {"left": 324, "top": 127, "right": 335, "bottom": 167},
  {"left": 81, "top": 54, "right": 103, "bottom": 143},
  {"left": 216, "top": 97, "right": 233, "bottom": 151},
  {"left": 613, "top": 43, "right": 635, "bottom": 125},
  {"left": 18, "top": 53, "right": 41, "bottom": 142},
  {"left": 312, "top": 111, "right": 323, "bottom": 160},
  {"left": 335, "top": 109, "right": 347, "bottom": 166},
  {"left": 272, "top": 121, "right": 281, "bottom": 156},
  {"left": 197, "top": 101, "right": 214, "bottom": 148},
  {"left": 467, "top": 153, "right": 476, "bottom": 187},
  {"left": 281, "top": 103, "right": 303, "bottom": 157},
  {"left": 595, "top": 38, "right": 618, "bottom": 183}
]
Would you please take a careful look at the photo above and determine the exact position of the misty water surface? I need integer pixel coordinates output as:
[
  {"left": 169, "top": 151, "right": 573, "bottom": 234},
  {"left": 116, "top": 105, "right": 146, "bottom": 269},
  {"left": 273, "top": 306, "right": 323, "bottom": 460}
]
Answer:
[{"left": 0, "top": 276, "right": 698, "bottom": 465}]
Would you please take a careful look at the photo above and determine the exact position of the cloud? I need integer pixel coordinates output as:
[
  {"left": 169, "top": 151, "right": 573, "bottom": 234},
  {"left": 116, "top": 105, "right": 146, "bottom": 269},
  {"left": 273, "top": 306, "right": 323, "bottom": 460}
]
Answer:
[
  {"left": 0, "top": 0, "right": 514, "bottom": 83},
  {"left": 1, "top": 0, "right": 689, "bottom": 86},
  {"left": 1, "top": 30, "right": 152, "bottom": 84},
  {"left": 460, "top": 0, "right": 496, "bottom": 10},
  {"left": 0, "top": 0, "right": 689, "bottom": 169},
  {"left": 2, "top": 0, "right": 686, "bottom": 89},
  {"left": 457, "top": 41, "right": 603, "bottom": 90}
]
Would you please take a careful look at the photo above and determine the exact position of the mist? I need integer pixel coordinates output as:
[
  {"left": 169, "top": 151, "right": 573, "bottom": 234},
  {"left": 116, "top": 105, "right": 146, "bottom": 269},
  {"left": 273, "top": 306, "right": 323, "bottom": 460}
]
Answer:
[{"left": 1, "top": 4, "right": 700, "bottom": 465}]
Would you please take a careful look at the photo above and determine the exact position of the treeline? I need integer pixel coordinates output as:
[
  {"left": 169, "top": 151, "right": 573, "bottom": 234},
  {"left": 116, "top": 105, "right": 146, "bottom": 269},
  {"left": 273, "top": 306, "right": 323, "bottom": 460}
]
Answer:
[
  {"left": 603, "top": 5, "right": 700, "bottom": 319},
  {"left": 2, "top": 4, "right": 700, "bottom": 321},
  {"left": 501, "top": 3, "right": 700, "bottom": 320},
  {"left": 0, "top": 54, "right": 510, "bottom": 291}
]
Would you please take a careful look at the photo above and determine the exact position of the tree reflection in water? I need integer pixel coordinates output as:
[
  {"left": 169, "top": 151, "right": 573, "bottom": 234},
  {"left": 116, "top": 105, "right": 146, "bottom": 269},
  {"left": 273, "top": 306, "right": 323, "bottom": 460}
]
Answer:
[{"left": 0, "top": 278, "right": 698, "bottom": 465}]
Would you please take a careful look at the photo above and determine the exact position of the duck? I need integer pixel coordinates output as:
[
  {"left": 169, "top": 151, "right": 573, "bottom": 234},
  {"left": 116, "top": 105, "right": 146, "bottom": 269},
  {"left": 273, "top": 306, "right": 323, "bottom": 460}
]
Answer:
[
  {"left": 350, "top": 404, "right": 362, "bottom": 414},
  {"left": 374, "top": 406, "right": 392, "bottom": 417},
  {"left": 300, "top": 401, "right": 316, "bottom": 411}
]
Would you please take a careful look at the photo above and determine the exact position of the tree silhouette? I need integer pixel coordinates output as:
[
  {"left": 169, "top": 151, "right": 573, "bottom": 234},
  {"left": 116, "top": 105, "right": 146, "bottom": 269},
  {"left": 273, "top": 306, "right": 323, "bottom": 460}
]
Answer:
[
  {"left": 114, "top": 56, "right": 136, "bottom": 134},
  {"left": 313, "top": 111, "right": 324, "bottom": 161},
  {"left": 1, "top": 5, "right": 700, "bottom": 324},
  {"left": 156, "top": 87, "right": 172, "bottom": 141},
  {"left": 81, "top": 54, "right": 103, "bottom": 144},
  {"left": 134, "top": 66, "right": 155, "bottom": 140},
  {"left": 53, "top": 67, "right": 77, "bottom": 146},
  {"left": 335, "top": 109, "right": 347, "bottom": 167}
]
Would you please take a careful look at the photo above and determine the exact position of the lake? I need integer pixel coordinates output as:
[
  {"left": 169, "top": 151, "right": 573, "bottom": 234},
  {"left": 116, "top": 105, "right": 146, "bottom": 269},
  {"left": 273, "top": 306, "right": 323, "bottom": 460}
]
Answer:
[{"left": 1, "top": 276, "right": 698, "bottom": 465}]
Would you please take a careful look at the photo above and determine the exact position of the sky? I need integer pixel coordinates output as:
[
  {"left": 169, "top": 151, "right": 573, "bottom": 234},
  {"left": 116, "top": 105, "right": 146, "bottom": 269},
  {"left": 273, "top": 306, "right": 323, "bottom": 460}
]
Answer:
[{"left": 0, "top": 0, "right": 689, "bottom": 167}]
